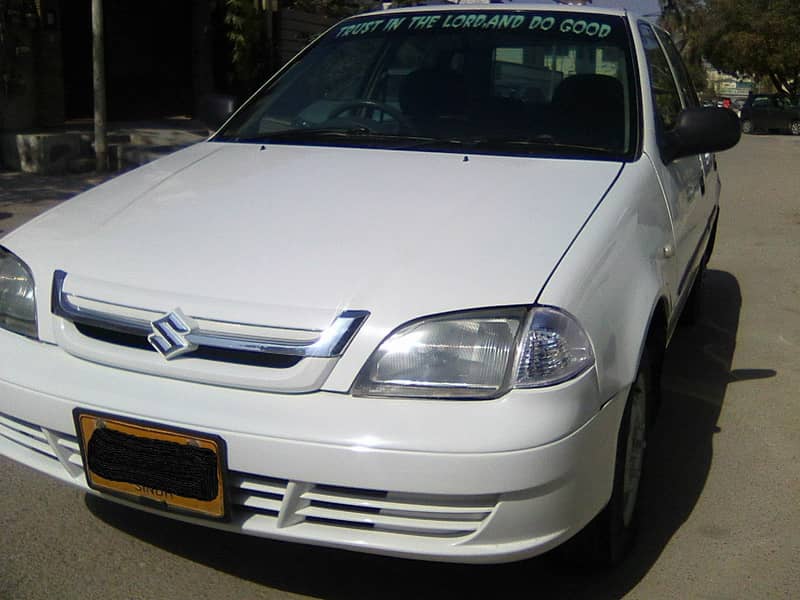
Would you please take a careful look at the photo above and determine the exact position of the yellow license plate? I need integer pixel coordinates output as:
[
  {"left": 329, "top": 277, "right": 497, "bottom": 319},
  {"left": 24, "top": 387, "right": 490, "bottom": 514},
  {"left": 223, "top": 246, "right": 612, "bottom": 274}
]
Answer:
[{"left": 75, "top": 411, "right": 227, "bottom": 520}]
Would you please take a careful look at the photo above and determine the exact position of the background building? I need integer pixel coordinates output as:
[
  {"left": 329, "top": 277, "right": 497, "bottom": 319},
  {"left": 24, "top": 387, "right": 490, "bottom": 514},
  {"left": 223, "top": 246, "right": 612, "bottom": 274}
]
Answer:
[
  {"left": 1, "top": 0, "right": 218, "bottom": 131},
  {"left": 704, "top": 61, "right": 753, "bottom": 100}
]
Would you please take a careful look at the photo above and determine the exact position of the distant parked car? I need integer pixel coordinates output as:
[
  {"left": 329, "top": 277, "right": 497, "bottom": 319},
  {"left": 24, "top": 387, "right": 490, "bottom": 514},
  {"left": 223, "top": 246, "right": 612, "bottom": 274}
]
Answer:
[{"left": 739, "top": 93, "right": 800, "bottom": 135}]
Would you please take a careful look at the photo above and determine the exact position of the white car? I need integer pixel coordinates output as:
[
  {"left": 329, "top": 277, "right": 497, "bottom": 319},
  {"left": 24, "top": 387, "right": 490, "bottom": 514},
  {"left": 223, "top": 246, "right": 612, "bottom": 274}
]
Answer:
[{"left": 0, "top": 4, "right": 739, "bottom": 565}]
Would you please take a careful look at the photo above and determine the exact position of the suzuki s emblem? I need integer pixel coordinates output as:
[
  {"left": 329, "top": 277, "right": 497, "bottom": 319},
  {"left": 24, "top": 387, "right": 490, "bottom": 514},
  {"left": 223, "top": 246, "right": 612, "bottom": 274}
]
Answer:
[{"left": 147, "top": 308, "right": 198, "bottom": 359}]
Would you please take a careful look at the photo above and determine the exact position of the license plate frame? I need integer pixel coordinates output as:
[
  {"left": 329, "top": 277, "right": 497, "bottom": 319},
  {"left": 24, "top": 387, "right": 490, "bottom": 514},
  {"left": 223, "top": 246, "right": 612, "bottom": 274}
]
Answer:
[{"left": 74, "top": 410, "right": 228, "bottom": 520}]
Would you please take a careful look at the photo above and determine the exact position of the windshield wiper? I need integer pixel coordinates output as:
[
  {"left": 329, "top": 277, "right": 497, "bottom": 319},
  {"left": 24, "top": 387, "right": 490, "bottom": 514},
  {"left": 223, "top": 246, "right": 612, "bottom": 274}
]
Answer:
[
  {"left": 466, "top": 136, "right": 617, "bottom": 155},
  {"left": 402, "top": 135, "right": 617, "bottom": 155},
  {"left": 229, "top": 127, "right": 374, "bottom": 143},
  {"left": 395, "top": 136, "right": 470, "bottom": 150},
  {"left": 224, "top": 128, "right": 454, "bottom": 148},
  {"left": 222, "top": 130, "right": 617, "bottom": 155}
]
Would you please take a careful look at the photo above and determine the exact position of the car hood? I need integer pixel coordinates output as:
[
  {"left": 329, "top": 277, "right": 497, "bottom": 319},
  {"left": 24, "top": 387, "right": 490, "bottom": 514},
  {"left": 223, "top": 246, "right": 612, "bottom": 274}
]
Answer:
[{"left": 7, "top": 142, "right": 622, "bottom": 333}]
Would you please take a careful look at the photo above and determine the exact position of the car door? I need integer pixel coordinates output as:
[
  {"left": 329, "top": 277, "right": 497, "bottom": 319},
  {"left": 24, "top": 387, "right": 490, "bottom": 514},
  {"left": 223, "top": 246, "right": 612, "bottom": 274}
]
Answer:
[
  {"left": 750, "top": 96, "right": 773, "bottom": 130},
  {"left": 765, "top": 96, "right": 782, "bottom": 130},
  {"left": 655, "top": 29, "right": 717, "bottom": 205},
  {"left": 774, "top": 95, "right": 795, "bottom": 131},
  {"left": 639, "top": 23, "right": 712, "bottom": 310}
]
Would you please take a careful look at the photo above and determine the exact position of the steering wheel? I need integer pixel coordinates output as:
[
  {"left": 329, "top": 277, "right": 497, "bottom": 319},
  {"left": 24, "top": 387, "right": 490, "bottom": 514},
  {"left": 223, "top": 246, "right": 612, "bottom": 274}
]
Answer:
[{"left": 327, "top": 101, "right": 410, "bottom": 129}]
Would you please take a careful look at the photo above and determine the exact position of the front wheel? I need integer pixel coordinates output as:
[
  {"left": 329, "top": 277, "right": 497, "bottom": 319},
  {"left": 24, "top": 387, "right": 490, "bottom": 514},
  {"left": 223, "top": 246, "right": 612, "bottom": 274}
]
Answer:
[
  {"left": 790, "top": 121, "right": 800, "bottom": 136},
  {"left": 559, "top": 348, "right": 654, "bottom": 566},
  {"left": 741, "top": 119, "right": 754, "bottom": 134}
]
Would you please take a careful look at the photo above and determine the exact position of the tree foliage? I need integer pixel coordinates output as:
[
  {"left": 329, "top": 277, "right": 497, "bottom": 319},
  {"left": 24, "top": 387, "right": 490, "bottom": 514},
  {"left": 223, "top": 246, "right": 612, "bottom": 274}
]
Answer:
[
  {"left": 659, "top": 1, "right": 707, "bottom": 93},
  {"left": 661, "top": 0, "right": 800, "bottom": 97},
  {"left": 699, "top": 0, "right": 800, "bottom": 96},
  {"left": 286, "top": 0, "right": 375, "bottom": 19},
  {"left": 224, "top": 0, "right": 269, "bottom": 92},
  {"left": 223, "top": 0, "right": 374, "bottom": 93}
]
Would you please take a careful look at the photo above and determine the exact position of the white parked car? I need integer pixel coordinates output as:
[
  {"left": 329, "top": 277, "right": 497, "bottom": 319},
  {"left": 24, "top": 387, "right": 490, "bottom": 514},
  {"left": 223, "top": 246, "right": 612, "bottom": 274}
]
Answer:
[{"left": 0, "top": 4, "right": 739, "bottom": 565}]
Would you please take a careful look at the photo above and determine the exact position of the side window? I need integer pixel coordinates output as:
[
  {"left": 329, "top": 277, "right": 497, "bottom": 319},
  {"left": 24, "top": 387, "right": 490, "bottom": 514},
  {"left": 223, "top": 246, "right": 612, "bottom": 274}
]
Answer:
[
  {"left": 638, "top": 22, "right": 682, "bottom": 132},
  {"left": 654, "top": 28, "right": 698, "bottom": 108},
  {"left": 752, "top": 97, "right": 771, "bottom": 108}
]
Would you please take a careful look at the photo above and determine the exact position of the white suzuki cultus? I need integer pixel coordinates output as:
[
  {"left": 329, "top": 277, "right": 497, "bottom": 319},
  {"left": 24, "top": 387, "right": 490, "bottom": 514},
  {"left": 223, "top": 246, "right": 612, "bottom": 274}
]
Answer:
[{"left": 0, "top": 3, "right": 739, "bottom": 565}]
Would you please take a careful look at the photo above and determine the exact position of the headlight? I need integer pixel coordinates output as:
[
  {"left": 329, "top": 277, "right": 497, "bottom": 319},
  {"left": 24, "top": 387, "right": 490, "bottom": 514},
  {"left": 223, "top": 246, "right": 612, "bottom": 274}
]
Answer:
[
  {"left": 353, "top": 308, "right": 527, "bottom": 399},
  {"left": 0, "top": 247, "right": 38, "bottom": 339},
  {"left": 353, "top": 306, "right": 594, "bottom": 399}
]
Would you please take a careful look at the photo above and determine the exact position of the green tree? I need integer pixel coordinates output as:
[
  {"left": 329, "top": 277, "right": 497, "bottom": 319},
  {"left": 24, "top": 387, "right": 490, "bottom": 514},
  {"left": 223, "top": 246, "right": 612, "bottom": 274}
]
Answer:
[
  {"left": 659, "top": 0, "right": 708, "bottom": 94},
  {"left": 287, "top": 0, "right": 374, "bottom": 19},
  {"left": 223, "top": 0, "right": 373, "bottom": 94},
  {"left": 699, "top": 0, "right": 800, "bottom": 96},
  {"left": 224, "top": 0, "right": 269, "bottom": 92}
]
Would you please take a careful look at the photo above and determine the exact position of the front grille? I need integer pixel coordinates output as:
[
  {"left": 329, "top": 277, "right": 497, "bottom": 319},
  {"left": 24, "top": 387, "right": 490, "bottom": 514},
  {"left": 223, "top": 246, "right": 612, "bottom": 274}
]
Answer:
[
  {"left": 297, "top": 485, "right": 495, "bottom": 537},
  {"left": 74, "top": 322, "right": 302, "bottom": 369},
  {"left": 231, "top": 474, "right": 496, "bottom": 538},
  {"left": 50, "top": 270, "right": 369, "bottom": 392},
  {"left": 231, "top": 473, "right": 289, "bottom": 518},
  {"left": 0, "top": 412, "right": 83, "bottom": 477},
  {"left": 0, "top": 412, "right": 58, "bottom": 460}
]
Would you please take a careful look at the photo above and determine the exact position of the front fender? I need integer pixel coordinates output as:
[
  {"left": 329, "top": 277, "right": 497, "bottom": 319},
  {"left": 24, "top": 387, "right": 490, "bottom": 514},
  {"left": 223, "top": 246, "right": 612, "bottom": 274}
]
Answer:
[{"left": 537, "top": 157, "right": 676, "bottom": 404}]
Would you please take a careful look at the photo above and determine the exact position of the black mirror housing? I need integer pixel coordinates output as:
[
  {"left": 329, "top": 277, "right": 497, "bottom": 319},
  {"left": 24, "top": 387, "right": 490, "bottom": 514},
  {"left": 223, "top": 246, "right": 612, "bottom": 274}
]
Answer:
[{"left": 663, "top": 107, "right": 741, "bottom": 163}]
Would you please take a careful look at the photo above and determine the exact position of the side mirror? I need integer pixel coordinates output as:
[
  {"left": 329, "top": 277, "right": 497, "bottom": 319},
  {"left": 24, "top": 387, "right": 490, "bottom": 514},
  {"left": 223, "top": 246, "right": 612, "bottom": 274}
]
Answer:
[
  {"left": 198, "top": 94, "right": 237, "bottom": 131},
  {"left": 663, "top": 106, "right": 741, "bottom": 163}
]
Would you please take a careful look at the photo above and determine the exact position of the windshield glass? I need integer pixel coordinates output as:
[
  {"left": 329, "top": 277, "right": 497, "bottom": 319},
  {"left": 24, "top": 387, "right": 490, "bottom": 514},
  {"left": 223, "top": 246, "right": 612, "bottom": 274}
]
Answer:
[{"left": 216, "top": 10, "right": 637, "bottom": 159}]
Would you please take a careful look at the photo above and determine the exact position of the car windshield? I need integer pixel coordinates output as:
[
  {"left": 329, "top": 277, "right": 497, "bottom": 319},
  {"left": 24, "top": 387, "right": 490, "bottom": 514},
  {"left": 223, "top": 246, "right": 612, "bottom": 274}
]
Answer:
[{"left": 215, "top": 10, "right": 637, "bottom": 159}]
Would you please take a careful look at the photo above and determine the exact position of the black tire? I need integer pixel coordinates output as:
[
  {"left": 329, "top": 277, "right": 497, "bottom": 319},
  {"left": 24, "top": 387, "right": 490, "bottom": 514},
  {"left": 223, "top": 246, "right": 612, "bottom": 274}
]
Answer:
[
  {"left": 791, "top": 121, "right": 800, "bottom": 136},
  {"left": 559, "top": 348, "right": 654, "bottom": 567},
  {"left": 741, "top": 119, "right": 754, "bottom": 134}
]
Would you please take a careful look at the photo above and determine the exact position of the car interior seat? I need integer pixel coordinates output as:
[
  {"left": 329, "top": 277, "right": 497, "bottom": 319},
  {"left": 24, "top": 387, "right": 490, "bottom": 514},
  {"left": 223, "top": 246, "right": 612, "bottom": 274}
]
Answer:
[
  {"left": 399, "top": 68, "right": 467, "bottom": 128},
  {"left": 551, "top": 74, "right": 625, "bottom": 150}
]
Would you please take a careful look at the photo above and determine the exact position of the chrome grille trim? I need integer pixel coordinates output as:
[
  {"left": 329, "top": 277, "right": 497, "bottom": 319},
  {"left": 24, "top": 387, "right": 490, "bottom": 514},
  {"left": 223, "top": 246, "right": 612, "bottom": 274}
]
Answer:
[{"left": 52, "top": 270, "right": 369, "bottom": 359}]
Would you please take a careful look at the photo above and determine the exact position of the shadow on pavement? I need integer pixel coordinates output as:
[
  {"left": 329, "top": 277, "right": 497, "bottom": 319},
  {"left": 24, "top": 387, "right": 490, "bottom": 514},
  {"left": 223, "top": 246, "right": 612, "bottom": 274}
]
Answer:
[
  {"left": 86, "top": 269, "right": 768, "bottom": 598},
  {"left": 0, "top": 171, "right": 111, "bottom": 235},
  {"left": 0, "top": 171, "right": 110, "bottom": 205}
]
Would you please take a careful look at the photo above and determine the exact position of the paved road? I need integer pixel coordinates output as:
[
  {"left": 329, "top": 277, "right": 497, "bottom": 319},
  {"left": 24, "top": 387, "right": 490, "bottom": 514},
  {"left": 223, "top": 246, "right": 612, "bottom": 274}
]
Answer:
[{"left": 2, "top": 135, "right": 799, "bottom": 599}]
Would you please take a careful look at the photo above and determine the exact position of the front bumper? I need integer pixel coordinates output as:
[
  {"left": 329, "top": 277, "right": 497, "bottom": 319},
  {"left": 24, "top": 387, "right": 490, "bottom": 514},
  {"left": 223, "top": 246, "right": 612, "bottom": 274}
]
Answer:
[{"left": 0, "top": 331, "right": 628, "bottom": 563}]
